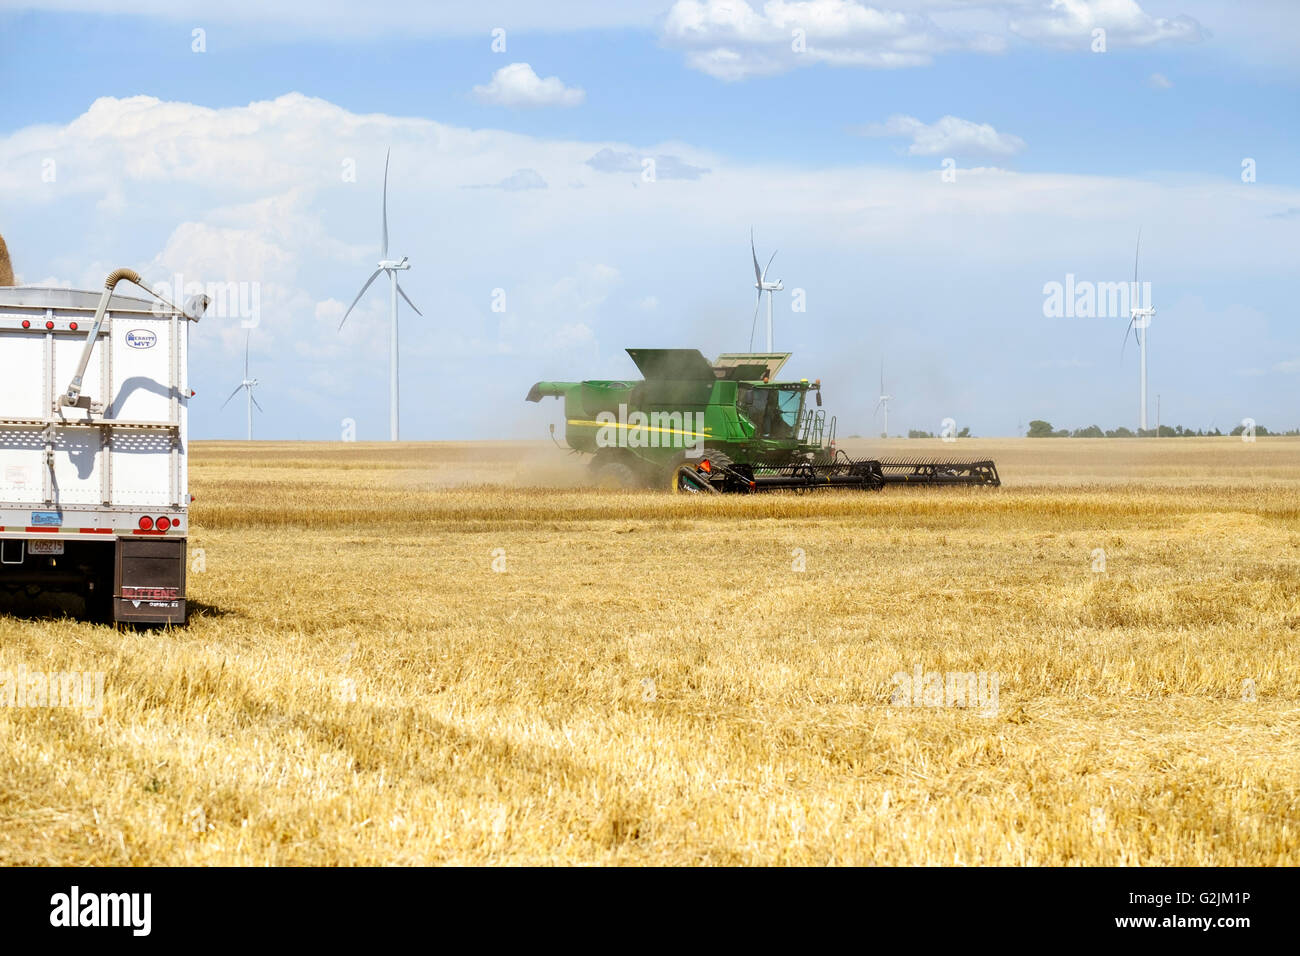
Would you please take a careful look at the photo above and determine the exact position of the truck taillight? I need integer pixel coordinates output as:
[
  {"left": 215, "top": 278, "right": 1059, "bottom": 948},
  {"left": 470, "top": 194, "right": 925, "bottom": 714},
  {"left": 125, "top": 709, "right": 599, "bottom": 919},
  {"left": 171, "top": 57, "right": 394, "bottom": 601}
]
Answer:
[
  {"left": 156, "top": 516, "right": 171, "bottom": 531},
  {"left": 21, "top": 320, "right": 29, "bottom": 329},
  {"left": 69, "top": 321, "right": 78, "bottom": 331},
  {"left": 138, "top": 516, "right": 154, "bottom": 530},
  {"left": 45, "top": 320, "right": 53, "bottom": 330}
]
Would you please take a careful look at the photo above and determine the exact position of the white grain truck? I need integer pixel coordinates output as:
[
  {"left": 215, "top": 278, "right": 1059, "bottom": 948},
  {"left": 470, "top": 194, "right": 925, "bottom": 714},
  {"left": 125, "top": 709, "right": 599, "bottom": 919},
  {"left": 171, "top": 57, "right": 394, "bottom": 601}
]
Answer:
[{"left": 0, "top": 259, "right": 207, "bottom": 625}]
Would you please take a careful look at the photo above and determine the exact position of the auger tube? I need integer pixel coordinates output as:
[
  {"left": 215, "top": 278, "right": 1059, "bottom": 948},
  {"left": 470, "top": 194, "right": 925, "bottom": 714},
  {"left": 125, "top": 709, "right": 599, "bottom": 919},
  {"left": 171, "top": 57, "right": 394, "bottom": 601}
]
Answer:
[{"left": 60, "top": 268, "right": 143, "bottom": 408}]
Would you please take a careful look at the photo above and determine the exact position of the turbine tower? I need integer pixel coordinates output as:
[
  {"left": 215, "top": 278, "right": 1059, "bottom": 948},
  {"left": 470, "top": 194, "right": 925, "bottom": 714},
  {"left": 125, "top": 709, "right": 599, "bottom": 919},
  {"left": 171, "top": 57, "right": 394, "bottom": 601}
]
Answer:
[
  {"left": 339, "top": 149, "right": 422, "bottom": 441},
  {"left": 749, "top": 229, "right": 783, "bottom": 352},
  {"left": 221, "top": 331, "right": 262, "bottom": 441},
  {"left": 874, "top": 360, "right": 892, "bottom": 439},
  {"left": 1121, "top": 228, "right": 1156, "bottom": 434}
]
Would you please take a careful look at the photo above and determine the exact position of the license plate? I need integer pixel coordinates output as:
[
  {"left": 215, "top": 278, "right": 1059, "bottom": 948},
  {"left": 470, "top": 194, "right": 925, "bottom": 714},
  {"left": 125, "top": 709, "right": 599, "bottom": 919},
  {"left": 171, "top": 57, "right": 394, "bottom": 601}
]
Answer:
[{"left": 27, "top": 539, "right": 64, "bottom": 555}]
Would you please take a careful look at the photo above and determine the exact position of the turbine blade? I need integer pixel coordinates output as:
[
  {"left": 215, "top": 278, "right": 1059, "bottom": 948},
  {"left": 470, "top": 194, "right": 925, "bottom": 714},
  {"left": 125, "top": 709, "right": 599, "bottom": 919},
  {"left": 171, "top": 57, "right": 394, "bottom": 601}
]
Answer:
[
  {"left": 251, "top": 393, "right": 265, "bottom": 413},
  {"left": 1121, "top": 313, "right": 1137, "bottom": 359},
  {"left": 1133, "top": 226, "right": 1142, "bottom": 288},
  {"left": 751, "top": 229, "right": 762, "bottom": 286},
  {"left": 1121, "top": 227, "right": 1143, "bottom": 359},
  {"left": 220, "top": 384, "right": 243, "bottom": 410},
  {"left": 763, "top": 250, "right": 777, "bottom": 283},
  {"left": 397, "top": 282, "right": 422, "bottom": 316},
  {"left": 339, "top": 269, "right": 383, "bottom": 330},
  {"left": 381, "top": 149, "right": 390, "bottom": 260},
  {"left": 244, "top": 331, "right": 250, "bottom": 378},
  {"left": 748, "top": 294, "right": 762, "bottom": 352}
]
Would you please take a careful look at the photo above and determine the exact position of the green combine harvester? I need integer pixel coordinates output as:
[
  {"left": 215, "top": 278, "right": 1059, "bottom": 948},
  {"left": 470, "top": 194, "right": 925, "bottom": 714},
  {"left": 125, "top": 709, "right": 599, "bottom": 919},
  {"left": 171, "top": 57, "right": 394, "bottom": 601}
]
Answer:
[{"left": 526, "top": 349, "right": 999, "bottom": 493}]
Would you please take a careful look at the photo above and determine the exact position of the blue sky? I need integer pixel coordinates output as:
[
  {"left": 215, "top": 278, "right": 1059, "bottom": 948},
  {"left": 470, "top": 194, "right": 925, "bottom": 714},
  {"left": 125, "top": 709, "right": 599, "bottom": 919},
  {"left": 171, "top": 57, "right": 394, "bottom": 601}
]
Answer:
[{"left": 1, "top": 0, "right": 1297, "bottom": 439}]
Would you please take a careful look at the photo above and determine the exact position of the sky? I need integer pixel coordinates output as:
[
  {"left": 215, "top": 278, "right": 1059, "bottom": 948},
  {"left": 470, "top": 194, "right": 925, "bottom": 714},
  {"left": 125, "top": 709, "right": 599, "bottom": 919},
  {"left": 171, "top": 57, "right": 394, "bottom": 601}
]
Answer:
[{"left": 0, "top": 0, "right": 1297, "bottom": 440}]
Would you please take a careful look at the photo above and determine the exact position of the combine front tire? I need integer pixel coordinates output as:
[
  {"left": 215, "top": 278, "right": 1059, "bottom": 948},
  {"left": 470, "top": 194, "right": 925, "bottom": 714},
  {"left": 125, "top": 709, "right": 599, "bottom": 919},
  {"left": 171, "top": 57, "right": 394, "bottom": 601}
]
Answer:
[{"left": 670, "top": 462, "right": 719, "bottom": 494}]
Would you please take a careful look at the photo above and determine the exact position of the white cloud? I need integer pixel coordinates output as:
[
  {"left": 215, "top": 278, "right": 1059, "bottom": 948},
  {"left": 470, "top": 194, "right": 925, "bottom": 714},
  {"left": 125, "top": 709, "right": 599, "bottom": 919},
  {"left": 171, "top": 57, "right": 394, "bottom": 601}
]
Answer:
[
  {"left": 466, "top": 168, "right": 549, "bottom": 191},
  {"left": 0, "top": 1, "right": 670, "bottom": 35},
  {"left": 660, "top": 1, "right": 1208, "bottom": 79},
  {"left": 472, "top": 63, "right": 585, "bottom": 108},
  {"left": 1148, "top": 72, "right": 1173, "bottom": 89},
  {"left": 1010, "top": 0, "right": 1203, "bottom": 48},
  {"left": 661, "top": 0, "right": 1006, "bottom": 80},
  {"left": 546, "top": 263, "right": 621, "bottom": 313},
  {"left": 585, "top": 147, "right": 710, "bottom": 180},
  {"left": 2, "top": 92, "right": 1297, "bottom": 438},
  {"left": 858, "top": 114, "right": 1026, "bottom": 156},
  {"left": 314, "top": 298, "right": 345, "bottom": 324}
]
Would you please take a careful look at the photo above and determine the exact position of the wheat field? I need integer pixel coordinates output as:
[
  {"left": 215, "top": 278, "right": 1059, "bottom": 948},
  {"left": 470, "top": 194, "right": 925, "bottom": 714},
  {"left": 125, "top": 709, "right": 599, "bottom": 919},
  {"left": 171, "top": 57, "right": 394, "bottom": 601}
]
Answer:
[{"left": 1, "top": 437, "right": 1297, "bottom": 865}]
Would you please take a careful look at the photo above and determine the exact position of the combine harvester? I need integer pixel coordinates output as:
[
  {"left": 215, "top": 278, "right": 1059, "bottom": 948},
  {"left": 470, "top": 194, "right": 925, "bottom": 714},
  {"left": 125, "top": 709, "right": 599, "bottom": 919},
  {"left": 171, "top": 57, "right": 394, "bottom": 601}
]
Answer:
[
  {"left": 0, "top": 234, "right": 207, "bottom": 623},
  {"left": 527, "top": 349, "right": 999, "bottom": 493}
]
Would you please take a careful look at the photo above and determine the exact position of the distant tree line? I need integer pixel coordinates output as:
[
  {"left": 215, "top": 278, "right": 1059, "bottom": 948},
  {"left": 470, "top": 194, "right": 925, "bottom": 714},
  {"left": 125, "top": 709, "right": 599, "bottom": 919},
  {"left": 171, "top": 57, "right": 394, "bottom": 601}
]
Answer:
[
  {"left": 908, "top": 427, "right": 971, "bottom": 439},
  {"left": 1026, "top": 420, "right": 1300, "bottom": 438}
]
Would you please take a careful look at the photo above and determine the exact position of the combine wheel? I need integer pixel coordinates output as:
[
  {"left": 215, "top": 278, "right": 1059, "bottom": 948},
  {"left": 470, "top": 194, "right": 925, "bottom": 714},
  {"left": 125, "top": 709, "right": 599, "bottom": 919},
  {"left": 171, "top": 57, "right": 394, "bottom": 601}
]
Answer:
[{"left": 670, "top": 462, "right": 719, "bottom": 494}]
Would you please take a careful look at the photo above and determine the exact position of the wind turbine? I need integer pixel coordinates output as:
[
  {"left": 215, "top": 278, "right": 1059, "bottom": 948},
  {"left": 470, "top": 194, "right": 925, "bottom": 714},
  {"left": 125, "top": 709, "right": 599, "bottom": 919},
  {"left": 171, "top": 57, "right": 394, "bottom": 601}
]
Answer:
[
  {"left": 338, "top": 149, "right": 422, "bottom": 441},
  {"left": 1121, "top": 228, "right": 1156, "bottom": 434},
  {"left": 748, "top": 229, "right": 783, "bottom": 352},
  {"left": 874, "top": 360, "right": 892, "bottom": 439},
  {"left": 221, "top": 331, "right": 262, "bottom": 441}
]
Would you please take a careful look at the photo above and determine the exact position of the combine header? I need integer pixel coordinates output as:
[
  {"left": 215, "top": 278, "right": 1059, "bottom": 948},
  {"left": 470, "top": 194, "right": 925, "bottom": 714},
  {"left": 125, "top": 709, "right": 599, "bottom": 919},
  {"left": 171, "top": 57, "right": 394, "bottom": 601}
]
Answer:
[{"left": 527, "top": 349, "right": 999, "bottom": 493}]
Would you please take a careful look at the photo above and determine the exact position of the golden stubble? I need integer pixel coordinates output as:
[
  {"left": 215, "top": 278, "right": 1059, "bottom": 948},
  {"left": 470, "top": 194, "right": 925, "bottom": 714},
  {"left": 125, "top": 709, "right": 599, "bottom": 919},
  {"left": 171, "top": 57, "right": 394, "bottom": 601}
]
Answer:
[{"left": 1, "top": 438, "right": 1296, "bottom": 865}]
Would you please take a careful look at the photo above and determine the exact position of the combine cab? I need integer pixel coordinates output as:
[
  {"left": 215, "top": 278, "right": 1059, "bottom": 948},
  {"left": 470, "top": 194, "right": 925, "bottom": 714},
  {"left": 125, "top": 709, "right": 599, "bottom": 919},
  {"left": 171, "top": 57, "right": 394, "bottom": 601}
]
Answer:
[{"left": 527, "top": 349, "right": 999, "bottom": 493}]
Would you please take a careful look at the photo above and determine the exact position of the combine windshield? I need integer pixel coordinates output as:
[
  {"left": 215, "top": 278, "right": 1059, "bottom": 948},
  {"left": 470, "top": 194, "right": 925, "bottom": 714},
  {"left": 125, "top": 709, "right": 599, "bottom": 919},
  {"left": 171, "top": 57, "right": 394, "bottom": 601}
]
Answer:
[{"left": 738, "top": 385, "right": 804, "bottom": 439}]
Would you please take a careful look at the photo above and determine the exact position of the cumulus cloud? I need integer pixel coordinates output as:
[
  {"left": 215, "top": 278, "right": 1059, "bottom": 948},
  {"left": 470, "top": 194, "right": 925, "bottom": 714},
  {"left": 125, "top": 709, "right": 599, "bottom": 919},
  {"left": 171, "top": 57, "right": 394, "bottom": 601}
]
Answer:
[
  {"left": 547, "top": 262, "right": 621, "bottom": 313},
  {"left": 660, "top": 1, "right": 1205, "bottom": 79},
  {"left": 1148, "top": 72, "right": 1173, "bottom": 89},
  {"left": 0, "top": 1, "right": 669, "bottom": 35},
  {"left": 472, "top": 63, "right": 585, "bottom": 108},
  {"left": 661, "top": 0, "right": 1005, "bottom": 80},
  {"left": 3, "top": 91, "right": 1297, "bottom": 438},
  {"left": 857, "top": 114, "right": 1026, "bottom": 156},
  {"left": 1010, "top": 0, "right": 1203, "bottom": 48},
  {"left": 466, "top": 168, "right": 549, "bottom": 191},
  {"left": 585, "top": 147, "right": 710, "bottom": 180}
]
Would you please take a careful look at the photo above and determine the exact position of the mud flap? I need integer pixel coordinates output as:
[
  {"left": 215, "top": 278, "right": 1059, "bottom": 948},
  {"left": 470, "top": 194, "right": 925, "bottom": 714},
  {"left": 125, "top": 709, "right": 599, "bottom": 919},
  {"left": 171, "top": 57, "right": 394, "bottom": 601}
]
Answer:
[{"left": 114, "top": 537, "right": 186, "bottom": 625}]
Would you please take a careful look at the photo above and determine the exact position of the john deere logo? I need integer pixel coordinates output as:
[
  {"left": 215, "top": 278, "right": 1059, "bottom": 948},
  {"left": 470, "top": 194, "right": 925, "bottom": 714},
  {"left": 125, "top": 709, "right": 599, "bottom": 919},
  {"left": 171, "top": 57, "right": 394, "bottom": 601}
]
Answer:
[{"left": 125, "top": 329, "right": 157, "bottom": 350}]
